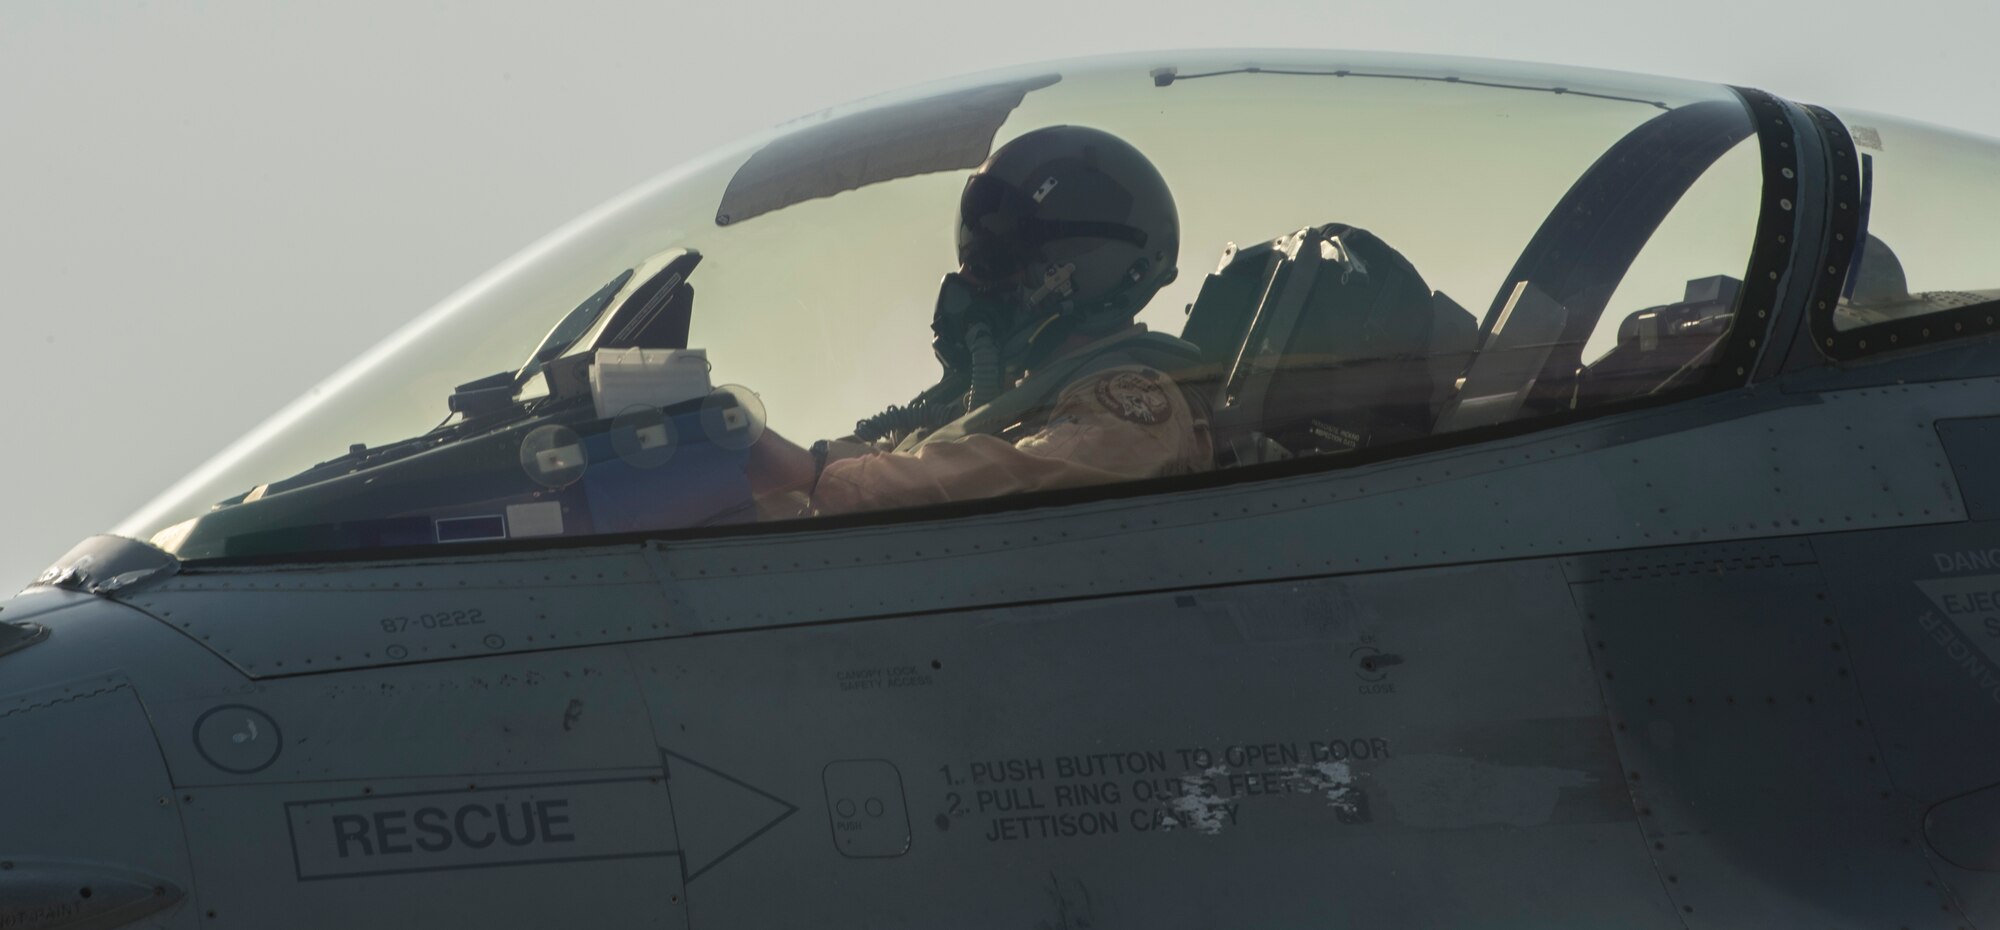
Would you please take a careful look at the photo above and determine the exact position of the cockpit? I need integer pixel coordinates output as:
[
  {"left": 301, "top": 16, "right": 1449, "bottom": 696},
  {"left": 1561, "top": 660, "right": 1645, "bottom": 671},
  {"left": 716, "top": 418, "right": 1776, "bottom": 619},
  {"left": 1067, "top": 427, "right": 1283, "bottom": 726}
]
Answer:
[{"left": 118, "top": 52, "right": 2000, "bottom": 562}]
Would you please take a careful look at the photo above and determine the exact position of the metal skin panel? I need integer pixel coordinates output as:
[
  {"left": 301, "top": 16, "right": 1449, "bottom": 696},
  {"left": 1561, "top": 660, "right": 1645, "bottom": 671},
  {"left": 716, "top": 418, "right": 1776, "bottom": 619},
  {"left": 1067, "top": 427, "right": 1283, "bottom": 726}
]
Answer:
[
  {"left": 1814, "top": 522, "right": 2000, "bottom": 805},
  {"left": 1926, "top": 781, "right": 2000, "bottom": 871},
  {"left": 1781, "top": 343, "right": 2000, "bottom": 393},
  {"left": 1939, "top": 415, "right": 2000, "bottom": 521},
  {"left": 624, "top": 561, "right": 1683, "bottom": 928},
  {"left": 1774, "top": 502, "right": 1995, "bottom": 930},
  {"left": 0, "top": 597, "right": 243, "bottom": 707},
  {"left": 0, "top": 676, "right": 197, "bottom": 930},
  {"left": 175, "top": 770, "right": 688, "bottom": 930},
  {"left": 1930, "top": 862, "right": 2000, "bottom": 930},
  {"left": 143, "top": 648, "right": 663, "bottom": 788},
  {"left": 116, "top": 370, "right": 1987, "bottom": 681},
  {"left": 1569, "top": 540, "right": 1960, "bottom": 928},
  {"left": 121, "top": 550, "right": 675, "bottom": 677},
  {"left": 0, "top": 587, "right": 96, "bottom": 623}
]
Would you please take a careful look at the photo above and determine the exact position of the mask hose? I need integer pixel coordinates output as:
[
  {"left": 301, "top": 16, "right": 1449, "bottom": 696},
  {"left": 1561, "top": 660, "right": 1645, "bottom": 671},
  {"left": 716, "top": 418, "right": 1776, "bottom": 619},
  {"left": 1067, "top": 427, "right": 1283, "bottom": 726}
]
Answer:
[
  {"left": 852, "top": 372, "right": 970, "bottom": 444},
  {"left": 963, "top": 321, "right": 1003, "bottom": 411}
]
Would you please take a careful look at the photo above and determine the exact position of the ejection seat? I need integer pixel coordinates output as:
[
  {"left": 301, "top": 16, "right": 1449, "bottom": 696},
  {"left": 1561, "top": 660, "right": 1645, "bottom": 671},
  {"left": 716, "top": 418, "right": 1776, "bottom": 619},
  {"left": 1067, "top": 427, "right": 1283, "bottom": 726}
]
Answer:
[
  {"left": 1566, "top": 275, "right": 1740, "bottom": 410},
  {"left": 1430, "top": 273, "right": 1745, "bottom": 428},
  {"left": 1178, "top": 223, "right": 1477, "bottom": 464}
]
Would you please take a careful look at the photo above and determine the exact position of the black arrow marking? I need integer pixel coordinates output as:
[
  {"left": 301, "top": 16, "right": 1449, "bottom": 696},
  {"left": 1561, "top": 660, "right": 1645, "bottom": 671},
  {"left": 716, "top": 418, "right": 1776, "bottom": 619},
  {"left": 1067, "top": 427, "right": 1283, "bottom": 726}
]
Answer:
[{"left": 660, "top": 748, "right": 799, "bottom": 883}]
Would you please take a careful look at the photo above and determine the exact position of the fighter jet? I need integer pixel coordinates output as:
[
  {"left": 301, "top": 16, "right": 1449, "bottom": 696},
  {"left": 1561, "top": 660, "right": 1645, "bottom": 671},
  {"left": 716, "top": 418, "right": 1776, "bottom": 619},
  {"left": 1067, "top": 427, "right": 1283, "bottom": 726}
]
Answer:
[{"left": 5, "top": 49, "right": 1999, "bottom": 929}]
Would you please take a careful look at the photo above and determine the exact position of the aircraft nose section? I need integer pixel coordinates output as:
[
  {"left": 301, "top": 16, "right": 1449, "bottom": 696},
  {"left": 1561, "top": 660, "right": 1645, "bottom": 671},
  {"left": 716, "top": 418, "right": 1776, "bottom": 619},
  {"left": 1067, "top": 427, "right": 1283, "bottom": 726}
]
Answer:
[{"left": 0, "top": 597, "right": 197, "bottom": 928}]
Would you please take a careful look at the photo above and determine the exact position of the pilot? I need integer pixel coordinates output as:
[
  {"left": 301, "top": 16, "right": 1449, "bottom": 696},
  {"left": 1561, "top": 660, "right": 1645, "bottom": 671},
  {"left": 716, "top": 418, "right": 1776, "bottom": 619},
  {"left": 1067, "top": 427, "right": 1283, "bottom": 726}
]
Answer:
[{"left": 747, "top": 125, "right": 1212, "bottom": 516}]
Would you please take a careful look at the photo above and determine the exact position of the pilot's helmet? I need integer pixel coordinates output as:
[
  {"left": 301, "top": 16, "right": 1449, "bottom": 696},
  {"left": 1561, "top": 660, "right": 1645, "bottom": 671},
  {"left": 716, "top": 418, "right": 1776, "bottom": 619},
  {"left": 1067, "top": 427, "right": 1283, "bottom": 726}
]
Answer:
[{"left": 955, "top": 125, "right": 1180, "bottom": 326}]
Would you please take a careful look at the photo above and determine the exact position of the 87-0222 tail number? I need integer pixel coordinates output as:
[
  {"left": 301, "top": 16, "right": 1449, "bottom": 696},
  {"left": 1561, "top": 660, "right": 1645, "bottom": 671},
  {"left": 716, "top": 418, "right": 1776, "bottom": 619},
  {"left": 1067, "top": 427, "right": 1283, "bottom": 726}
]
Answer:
[{"left": 378, "top": 609, "right": 486, "bottom": 635}]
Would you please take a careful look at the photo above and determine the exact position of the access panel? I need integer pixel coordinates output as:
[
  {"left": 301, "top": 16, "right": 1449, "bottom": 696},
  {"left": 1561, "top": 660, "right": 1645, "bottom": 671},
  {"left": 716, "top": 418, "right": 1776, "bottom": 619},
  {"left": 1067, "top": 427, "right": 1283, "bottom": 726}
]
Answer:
[
  {"left": 625, "top": 559, "right": 1678, "bottom": 928},
  {"left": 1568, "top": 539, "right": 1957, "bottom": 928}
]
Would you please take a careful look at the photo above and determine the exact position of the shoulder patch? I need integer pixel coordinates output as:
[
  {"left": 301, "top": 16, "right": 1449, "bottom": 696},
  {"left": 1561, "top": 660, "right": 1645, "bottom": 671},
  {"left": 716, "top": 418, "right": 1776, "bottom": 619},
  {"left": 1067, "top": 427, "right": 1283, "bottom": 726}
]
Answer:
[{"left": 1092, "top": 369, "right": 1172, "bottom": 425}]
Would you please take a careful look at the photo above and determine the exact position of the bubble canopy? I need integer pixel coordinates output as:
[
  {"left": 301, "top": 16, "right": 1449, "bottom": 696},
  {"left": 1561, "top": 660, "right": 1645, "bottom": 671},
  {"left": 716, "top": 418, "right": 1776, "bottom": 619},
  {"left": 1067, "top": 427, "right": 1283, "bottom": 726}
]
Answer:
[{"left": 123, "top": 51, "right": 1786, "bottom": 562}]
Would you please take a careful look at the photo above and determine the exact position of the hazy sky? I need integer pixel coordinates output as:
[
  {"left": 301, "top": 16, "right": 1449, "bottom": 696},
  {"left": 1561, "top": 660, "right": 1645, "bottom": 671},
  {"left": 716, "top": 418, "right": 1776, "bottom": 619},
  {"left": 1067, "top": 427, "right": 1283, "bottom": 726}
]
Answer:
[{"left": 2, "top": 0, "right": 1994, "bottom": 588}]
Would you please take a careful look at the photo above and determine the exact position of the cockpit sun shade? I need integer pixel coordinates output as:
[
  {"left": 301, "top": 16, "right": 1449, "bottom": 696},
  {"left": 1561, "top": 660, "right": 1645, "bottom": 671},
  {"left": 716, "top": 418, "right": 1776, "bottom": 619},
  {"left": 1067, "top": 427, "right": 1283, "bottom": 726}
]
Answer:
[{"left": 715, "top": 74, "right": 1058, "bottom": 226}]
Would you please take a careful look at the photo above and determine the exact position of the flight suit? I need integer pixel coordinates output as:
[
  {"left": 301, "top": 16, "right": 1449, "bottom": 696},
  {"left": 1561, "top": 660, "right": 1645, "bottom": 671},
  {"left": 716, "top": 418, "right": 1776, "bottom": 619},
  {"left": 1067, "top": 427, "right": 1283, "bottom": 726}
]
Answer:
[{"left": 812, "top": 328, "right": 1212, "bottom": 516}]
